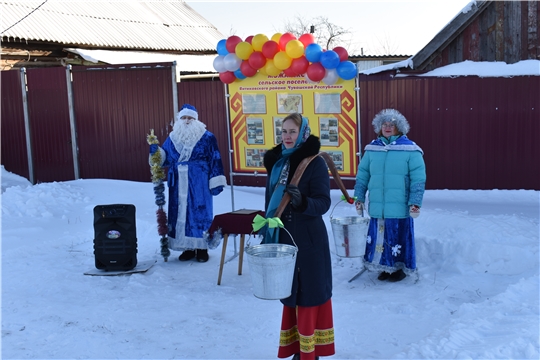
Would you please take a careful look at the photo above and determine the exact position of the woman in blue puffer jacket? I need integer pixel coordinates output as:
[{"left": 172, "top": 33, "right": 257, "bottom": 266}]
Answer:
[{"left": 354, "top": 109, "right": 426, "bottom": 282}]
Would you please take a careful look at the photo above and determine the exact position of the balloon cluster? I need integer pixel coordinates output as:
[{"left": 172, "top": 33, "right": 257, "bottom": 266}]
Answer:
[{"left": 213, "top": 32, "right": 357, "bottom": 85}]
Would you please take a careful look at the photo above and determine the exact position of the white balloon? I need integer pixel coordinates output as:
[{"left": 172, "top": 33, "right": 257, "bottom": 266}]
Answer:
[
  {"left": 224, "top": 53, "right": 242, "bottom": 72},
  {"left": 322, "top": 68, "right": 338, "bottom": 85},
  {"left": 213, "top": 56, "right": 227, "bottom": 73}
]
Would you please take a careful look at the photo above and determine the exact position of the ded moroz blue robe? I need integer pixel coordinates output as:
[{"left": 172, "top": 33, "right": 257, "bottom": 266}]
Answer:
[{"left": 159, "top": 131, "right": 226, "bottom": 251}]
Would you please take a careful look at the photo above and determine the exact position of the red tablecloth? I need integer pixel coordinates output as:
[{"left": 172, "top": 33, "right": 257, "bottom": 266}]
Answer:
[{"left": 207, "top": 209, "right": 265, "bottom": 236}]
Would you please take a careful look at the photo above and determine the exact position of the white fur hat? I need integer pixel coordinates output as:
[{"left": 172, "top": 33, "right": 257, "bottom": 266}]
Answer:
[
  {"left": 177, "top": 104, "right": 198, "bottom": 121},
  {"left": 372, "top": 108, "right": 410, "bottom": 135}
]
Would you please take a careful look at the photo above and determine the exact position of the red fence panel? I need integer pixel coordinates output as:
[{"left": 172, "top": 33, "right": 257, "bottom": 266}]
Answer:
[
  {"left": 1, "top": 70, "right": 29, "bottom": 180},
  {"left": 359, "top": 73, "right": 539, "bottom": 190},
  {"left": 71, "top": 63, "right": 175, "bottom": 182},
  {"left": 26, "top": 67, "right": 74, "bottom": 182}
]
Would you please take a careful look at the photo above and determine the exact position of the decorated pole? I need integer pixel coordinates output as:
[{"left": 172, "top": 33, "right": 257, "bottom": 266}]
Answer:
[{"left": 147, "top": 129, "right": 170, "bottom": 262}]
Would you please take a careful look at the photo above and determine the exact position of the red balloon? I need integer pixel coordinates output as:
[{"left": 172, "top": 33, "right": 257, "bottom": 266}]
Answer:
[
  {"left": 219, "top": 71, "right": 236, "bottom": 84},
  {"left": 248, "top": 51, "right": 267, "bottom": 69},
  {"left": 333, "top": 46, "right": 349, "bottom": 61},
  {"left": 290, "top": 56, "right": 309, "bottom": 75},
  {"left": 225, "top": 35, "right": 243, "bottom": 53},
  {"left": 240, "top": 61, "right": 257, "bottom": 77},
  {"left": 283, "top": 67, "right": 298, "bottom": 77},
  {"left": 279, "top": 32, "right": 296, "bottom": 51},
  {"left": 261, "top": 40, "right": 280, "bottom": 59},
  {"left": 245, "top": 35, "right": 254, "bottom": 44},
  {"left": 298, "top": 33, "right": 316, "bottom": 48},
  {"left": 306, "top": 62, "right": 325, "bottom": 82}
]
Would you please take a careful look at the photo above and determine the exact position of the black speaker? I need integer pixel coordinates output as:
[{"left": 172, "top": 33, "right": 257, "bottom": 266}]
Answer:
[{"left": 93, "top": 204, "right": 137, "bottom": 271}]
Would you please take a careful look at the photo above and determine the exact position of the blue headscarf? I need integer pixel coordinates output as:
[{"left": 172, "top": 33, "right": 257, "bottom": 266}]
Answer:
[{"left": 263, "top": 116, "right": 311, "bottom": 244}]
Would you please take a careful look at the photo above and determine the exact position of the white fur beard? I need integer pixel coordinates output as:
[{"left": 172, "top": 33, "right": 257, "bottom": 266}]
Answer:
[{"left": 171, "top": 120, "right": 206, "bottom": 148}]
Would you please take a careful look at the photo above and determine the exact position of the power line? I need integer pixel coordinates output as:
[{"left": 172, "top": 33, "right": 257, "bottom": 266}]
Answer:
[{"left": 2, "top": 0, "right": 49, "bottom": 34}]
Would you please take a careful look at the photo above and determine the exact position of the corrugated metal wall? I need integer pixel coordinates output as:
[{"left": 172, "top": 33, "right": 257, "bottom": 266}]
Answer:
[
  {"left": 26, "top": 67, "right": 74, "bottom": 183},
  {"left": 176, "top": 79, "right": 231, "bottom": 183},
  {"left": 1, "top": 70, "right": 28, "bottom": 179},
  {"left": 2, "top": 66, "right": 538, "bottom": 190},
  {"left": 71, "top": 63, "right": 175, "bottom": 182},
  {"left": 358, "top": 72, "right": 540, "bottom": 190}
]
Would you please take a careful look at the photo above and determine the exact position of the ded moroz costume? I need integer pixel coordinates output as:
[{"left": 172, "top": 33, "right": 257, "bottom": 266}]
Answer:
[{"left": 150, "top": 104, "right": 226, "bottom": 262}]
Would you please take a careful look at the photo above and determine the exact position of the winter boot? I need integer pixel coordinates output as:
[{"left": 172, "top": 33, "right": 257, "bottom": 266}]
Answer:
[
  {"left": 388, "top": 269, "right": 406, "bottom": 282},
  {"left": 377, "top": 271, "right": 391, "bottom": 280},
  {"left": 179, "top": 250, "right": 196, "bottom": 261},
  {"left": 196, "top": 249, "right": 209, "bottom": 262}
]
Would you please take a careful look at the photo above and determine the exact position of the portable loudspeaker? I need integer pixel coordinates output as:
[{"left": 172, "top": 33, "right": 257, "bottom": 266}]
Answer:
[{"left": 93, "top": 204, "right": 137, "bottom": 271}]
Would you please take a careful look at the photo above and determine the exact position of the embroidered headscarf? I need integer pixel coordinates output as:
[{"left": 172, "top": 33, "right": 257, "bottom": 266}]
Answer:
[{"left": 263, "top": 115, "right": 311, "bottom": 244}]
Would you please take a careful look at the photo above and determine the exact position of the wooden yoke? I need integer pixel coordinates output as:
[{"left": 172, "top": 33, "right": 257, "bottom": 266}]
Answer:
[{"left": 274, "top": 152, "right": 352, "bottom": 218}]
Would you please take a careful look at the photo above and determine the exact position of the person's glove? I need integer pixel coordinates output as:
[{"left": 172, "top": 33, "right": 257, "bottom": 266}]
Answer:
[
  {"left": 410, "top": 205, "right": 420, "bottom": 218},
  {"left": 149, "top": 144, "right": 159, "bottom": 155},
  {"left": 355, "top": 201, "right": 365, "bottom": 216},
  {"left": 210, "top": 186, "right": 224, "bottom": 196},
  {"left": 285, "top": 184, "right": 303, "bottom": 209}
]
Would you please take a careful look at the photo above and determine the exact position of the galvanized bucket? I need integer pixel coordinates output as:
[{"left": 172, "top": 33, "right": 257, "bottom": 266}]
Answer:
[
  {"left": 245, "top": 243, "right": 298, "bottom": 300},
  {"left": 330, "top": 201, "right": 370, "bottom": 258}
]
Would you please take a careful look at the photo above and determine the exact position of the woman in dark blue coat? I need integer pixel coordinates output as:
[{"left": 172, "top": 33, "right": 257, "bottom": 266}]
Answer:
[{"left": 263, "top": 113, "right": 335, "bottom": 360}]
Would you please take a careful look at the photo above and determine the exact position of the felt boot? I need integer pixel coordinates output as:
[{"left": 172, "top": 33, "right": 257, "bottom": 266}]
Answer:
[
  {"left": 388, "top": 269, "right": 406, "bottom": 282},
  {"left": 196, "top": 249, "right": 209, "bottom": 262},
  {"left": 178, "top": 250, "right": 196, "bottom": 261}
]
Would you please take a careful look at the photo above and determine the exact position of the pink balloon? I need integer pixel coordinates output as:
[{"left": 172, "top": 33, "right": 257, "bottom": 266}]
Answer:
[
  {"left": 279, "top": 32, "right": 296, "bottom": 51},
  {"left": 219, "top": 71, "right": 236, "bottom": 84},
  {"left": 306, "top": 62, "right": 325, "bottom": 82},
  {"left": 240, "top": 61, "right": 257, "bottom": 77},
  {"left": 333, "top": 46, "right": 349, "bottom": 61},
  {"left": 290, "top": 56, "right": 309, "bottom": 75},
  {"left": 225, "top": 35, "right": 243, "bottom": 53},
  {"left": 298, "top": 33, "right": 316, "bottom": 48}
]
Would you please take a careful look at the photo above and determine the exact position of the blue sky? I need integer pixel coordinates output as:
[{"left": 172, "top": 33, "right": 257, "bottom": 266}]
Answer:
[{"left": 187, "top": 0, "right": 473, "bottom": 56}]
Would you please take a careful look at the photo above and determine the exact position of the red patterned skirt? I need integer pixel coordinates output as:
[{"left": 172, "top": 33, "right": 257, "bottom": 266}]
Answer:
[{"left": 277, "top": 298, "right": 335, "bottom": 360}]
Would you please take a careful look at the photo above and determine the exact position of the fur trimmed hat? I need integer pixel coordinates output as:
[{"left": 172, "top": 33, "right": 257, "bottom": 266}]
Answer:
[
  {"left": 372, "top": 108, "right": 410, "bottom": 135},
  {"left": 177, "top": 104, "right": 198, "bottom": 121}
]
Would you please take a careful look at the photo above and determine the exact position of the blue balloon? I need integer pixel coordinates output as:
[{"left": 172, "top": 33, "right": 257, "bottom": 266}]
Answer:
[
  {"left": 217, "top": 39, "right": 228, "bottom": 56},
  {"left": 336, "top": 61, "right": 357, "bottom": 80},
  {"left": 234, "top": 68, "right": 246, "bottom": 80},
  {"left": 320, "top": 50, "right": 340, "bottom": 69},
  {"left": 305, "top": 43, "right": 323, "bottom": 63}
]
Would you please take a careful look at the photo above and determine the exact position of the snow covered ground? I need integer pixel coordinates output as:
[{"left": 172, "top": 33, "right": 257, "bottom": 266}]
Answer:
[{"left": 1, "top": 166, "right": 538, "bottom": 359}]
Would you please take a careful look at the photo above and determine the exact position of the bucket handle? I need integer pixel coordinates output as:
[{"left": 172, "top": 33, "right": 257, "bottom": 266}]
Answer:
[
  {"left": 330, "top": 199, "right": 366, "bottom": 220},
  {"left": 246, "top": 228, "right": 298, "bottom": 251}
]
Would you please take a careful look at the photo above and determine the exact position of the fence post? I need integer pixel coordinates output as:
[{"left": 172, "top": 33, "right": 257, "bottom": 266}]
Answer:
[
  {"left": 171, "top": 61, "right": 178, "bottom": 116},
  {"left": 19, "top": 68, "right": 34, "bottom": 184},
  {"left": 65, "top": 65, "right": 80, "bottom": 179}
]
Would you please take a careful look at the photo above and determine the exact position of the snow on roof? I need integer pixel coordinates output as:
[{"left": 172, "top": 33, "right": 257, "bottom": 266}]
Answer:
[{"left": 359, "top": 59, "right": 540, "bottom": 78}]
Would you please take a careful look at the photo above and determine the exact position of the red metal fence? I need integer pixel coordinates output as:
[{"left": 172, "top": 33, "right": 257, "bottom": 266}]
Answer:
[
  {"left": 358, "top": 72, "right": 539, "bottom": 190},
  {"left": 1, "top": 64, "right": 539, "bottom": 190}
]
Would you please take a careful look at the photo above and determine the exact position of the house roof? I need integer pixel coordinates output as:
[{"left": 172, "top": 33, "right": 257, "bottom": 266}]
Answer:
[
  {"left": 1, "top": 0, "right": 224, "bottom": 54},
  {"left": 411, "top": 0, "right": 491, "bottom": 70}
]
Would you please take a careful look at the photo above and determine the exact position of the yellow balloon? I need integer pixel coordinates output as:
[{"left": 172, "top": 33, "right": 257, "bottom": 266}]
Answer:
[
  {"left": 271, "top": 33, "right": 282, "bottom": 43},
  {"left": 259, "top": 65, "right": 267, "bottom": 76},
  {"left": 285, "top": 40, "right": 304, "bottom": 59},
  {"left": 265, "top": 59, "right": 282, "bottom": 76},
  {"left": 252, "top": 34, "right": 269, "bottom": 51},
  {"left": 235, "top": 41, "right": 253, "bottom": 60},
  {"left": 273, "top": 51, "right": 292, "bottom": 70}
]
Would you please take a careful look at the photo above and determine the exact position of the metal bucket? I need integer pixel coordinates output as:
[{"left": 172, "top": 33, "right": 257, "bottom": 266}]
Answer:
[
  {"left": 245, "top": 243, "right": 298, "bottom": 300},
  {"left": 330, "top": 215, "right": 370, "bottom": 258}
]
